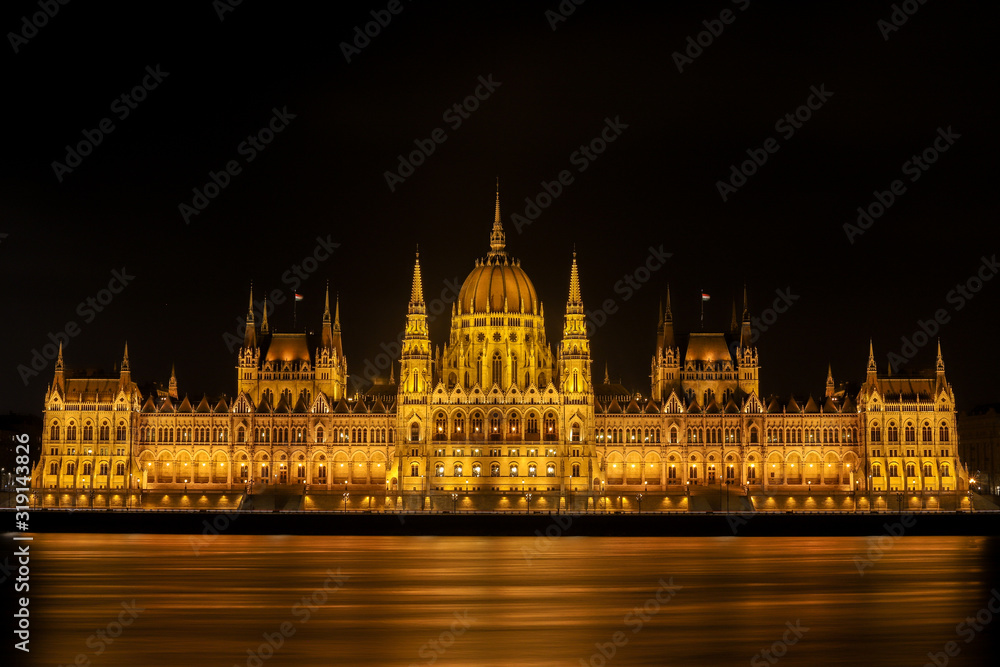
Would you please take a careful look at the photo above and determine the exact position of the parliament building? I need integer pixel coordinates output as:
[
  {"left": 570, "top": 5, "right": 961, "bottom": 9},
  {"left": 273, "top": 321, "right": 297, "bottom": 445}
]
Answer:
[{"left": 31, "top": 191, "right": 971, "bottom": 511}]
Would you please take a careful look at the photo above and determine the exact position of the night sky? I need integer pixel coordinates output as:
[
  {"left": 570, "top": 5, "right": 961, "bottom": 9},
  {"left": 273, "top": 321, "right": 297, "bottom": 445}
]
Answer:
[{"left": 2, "top": 0, "right": 998, "bottom": 415}]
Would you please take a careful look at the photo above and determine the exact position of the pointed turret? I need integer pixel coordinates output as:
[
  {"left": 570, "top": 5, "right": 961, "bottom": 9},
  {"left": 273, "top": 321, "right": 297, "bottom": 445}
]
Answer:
[
  {"left": 559, "top": 250, "right": 591, "bottom": 396},
  {"left": 410, "top": 251, "right": 425, "bottom": 311},
  {"left": 604, "top": 363, "right": 610, "bottom": 385},
  {"left": 243, "top": 284, "right": 257, "bottom": 350},
  {"left": 867, "top": 339, "right": 878, "bottom": 385},
  {"left": 487, "top": 180, "right": 506, "bottom": 260},
  {"left": 169, "top": 363, "right": 178, "bottom": 400},
  {"left": 400, "top": 249, "right": 431, "bottom": 396},
  {"left": 321, "top": 282, "right": 335, "bottom": 350},
  {"left": 739, "top": 284, "right": 752, "bottom": 347},
  {"left": 119, "top": 341, "right": 131, "bottom": 386},
  {"left": 663, "top": 284, "right": 675, "bottom": 349},
  {"left": 53, "top": 341, "right": 65, "bottom": 392},
  {"left": 825, "top": 363, "right": 834, "bottom": 399},
  {"left": 936, "top": 339, "right": 947, "bottom": 390},
  {"left": 260, "top": 297, "right": 269, "bottom": 335}
]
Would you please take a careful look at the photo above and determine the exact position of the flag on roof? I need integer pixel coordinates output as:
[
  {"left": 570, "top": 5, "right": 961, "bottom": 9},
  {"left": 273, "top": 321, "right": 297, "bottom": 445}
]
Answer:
[
  {"left": 701, "top": 292, "right": 711, "bottom": 301},
  {"left": 294, "top": 293, "right": 304, "bottom": 302}
]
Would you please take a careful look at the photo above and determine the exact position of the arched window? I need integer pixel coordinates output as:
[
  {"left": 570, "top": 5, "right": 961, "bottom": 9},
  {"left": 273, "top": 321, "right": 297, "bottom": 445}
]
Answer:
[
  {"left": 904, "top": 423, "right": 915, "bottom": 442},
  {"left": 509, "top": 463, "right": 519, "bottom": 477},
  {"left": 99, "top": 462, "right": 108, "bottom": 475},
  {"left": 410, "top": 422, "right": 420, "bottom": 442},
  {"left": 873, "top": 463, "right": 882, "bottom": 477},
  {"left": 571, "top": 463, "right": 580, "bottom": 477},
  {"left": 528, "top": 463, "right": 537, "bottom": 477},
  {"left": 50, "top": 462, "right": 59, "bottom": 475},
  {"left": 83, "top": 423, "right": 93, "bottom": 441},
  {"left": 509, "top": 413, "right": 520, "bottom": 434},
  {"left": 100, "top": 422, "right": 110, "bottom": 440},
  {"left": 66, "top": 423, "right": 77, "bottom": 440},
  {"left": 923, "top": 463, "right": 932, "bottom": 477},
  {"left": 905, "top": 463, "right": 915, "bottom": 477},
  {"left": 116, "top": 462, "right": 125, "bottom": 475},
  {"left": 66, "top": 462, "right": 76, "bottom": 475},
  {"left": 410, "top": 463, "right": 419, "bottom": 477},
  {"left": 83, "top": 462, "right": 92, "bottom": 475},
  {"left": 888, "top": 463, "right": 898, "bottom": 477},
  {"left": 490, "top": 463, "right": 500, "bottom": 477},
  {"left": 471, "top": 413, "right": 483, "bottom": 434},
  {"left": 237, "top": 427, "right": 245, "bottom": 443},
  {"left": 454, "top": 463, "right": 463, "bottom": 477},
  {"left": 490, "top": 412, "right": 502, "bottom": 435},
  {"left": 571, "top": 423, "right": 581, "bottom": 442},
  {"left": 670, "top": 427, "right": 678, "bottom": 444},
  {"left": 435, "top": 413, "right": 446, "bottom": 436},
  {"left": 941, "top": 463, "right": 950, "bottom": 477},
  {"left": 435, "top": 463, "right": 444, "bottom": 477},
  {"left": 870, "top": 424, "right": 882, "bottom": 442},
  {"left": 546, "top": 463, "right": 555, "bottom": 476},
  {"left": 922, "top": 422, "right": 932, "bottom": 441},
  {"left": 492, "top": 352, "right": 503, "bottom": 388},
  {"left": 526, "top": 413, "right": 538, "bottom": 434},
  {"left": 472, "top": 463, "right": 481, "bottom": 477},
  {"left": 939, "top": 422, "right": 950, "bottom": 442},
  {"left": 749, "top": 427, "right": 758, "bottom": 444},
  {"left": 887, "top": 423, "right": 899, "bottom": 442},
  {"left": 316, "top": 427, "right": 324, "bottom": 443},
  {"left": 454, "top": 414, "right": 465, "bottom": 435},
  {"left": 50, "top": 422, "right": 60, "bottom": 440}
]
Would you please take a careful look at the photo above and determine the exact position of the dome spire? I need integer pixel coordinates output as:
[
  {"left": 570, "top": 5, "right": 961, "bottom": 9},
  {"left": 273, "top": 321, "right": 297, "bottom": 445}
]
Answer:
[
  {"left": 488, "top": 179, "right": 506, "bottom": 260},
  {"left": 410, "top": 248, "right": 425, "bottom": 308},
  {"left": 566, "top": 249, "right": 583, "bottom": 314}
]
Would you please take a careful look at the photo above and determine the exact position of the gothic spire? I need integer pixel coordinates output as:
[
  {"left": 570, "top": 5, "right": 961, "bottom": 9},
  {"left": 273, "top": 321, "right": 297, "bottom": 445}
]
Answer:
[
  {"left": 936, "top": 339, "right": 945, "bottom": 373},
  {"left": 243, "top": 283, "right": 257, "bottom": 350},
  {"left": 604, "top": 362, "right": 610, "bottom": 385},
  {"left": 260, "top": 297, "right": 269, "bottom": 334},
  {"left": 488, "top": 180, "right": 506, "bottom": 259},
  {"left": 410, "top": 250, "right": 425, "bottom": 306},
  {"left": 566, "top": 249, "right": 583, "bottom": 314}
]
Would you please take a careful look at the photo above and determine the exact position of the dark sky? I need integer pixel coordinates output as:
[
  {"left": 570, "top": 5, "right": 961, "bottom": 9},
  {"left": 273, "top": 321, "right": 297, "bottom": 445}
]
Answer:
[{"left": 1, "top": 0, "right": 998, "bottom": 415}]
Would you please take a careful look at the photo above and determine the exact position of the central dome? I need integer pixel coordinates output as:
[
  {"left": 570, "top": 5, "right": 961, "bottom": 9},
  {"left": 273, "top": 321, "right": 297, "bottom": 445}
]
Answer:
[
  {"left": 457, "top": 187, "right": 539, "bottom": 315},
  {"left": 458, "top": 258, "right": 538, "bottom": 314}
]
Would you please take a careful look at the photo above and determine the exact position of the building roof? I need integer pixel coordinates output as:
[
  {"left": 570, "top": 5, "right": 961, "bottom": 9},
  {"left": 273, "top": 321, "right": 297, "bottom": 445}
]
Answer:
[
  {"left": 265, "top": 333, "right": 312, "bottom": 363},
  {"left": 683, "top": 333, "right": 733, "bottom": 364}
]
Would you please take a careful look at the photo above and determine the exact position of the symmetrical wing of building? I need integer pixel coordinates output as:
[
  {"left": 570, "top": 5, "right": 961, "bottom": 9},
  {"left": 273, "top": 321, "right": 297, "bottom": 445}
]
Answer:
[{"left": 31, "top": 191, "right": 969, "bottom": 506}]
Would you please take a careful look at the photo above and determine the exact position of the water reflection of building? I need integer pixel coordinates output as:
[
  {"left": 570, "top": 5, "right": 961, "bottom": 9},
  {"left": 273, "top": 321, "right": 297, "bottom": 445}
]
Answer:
[
  {"left": 30, "top": 190, "right": 970, "bottom": 510},
  {"left": 958, "top": 404, "right": 1000, "bottom": 496}
]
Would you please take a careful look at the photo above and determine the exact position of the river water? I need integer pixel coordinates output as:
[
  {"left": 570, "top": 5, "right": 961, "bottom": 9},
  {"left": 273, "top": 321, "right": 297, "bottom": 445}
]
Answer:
[{"left": 17, "top": 533, "right": 1000, "bottom": 666}]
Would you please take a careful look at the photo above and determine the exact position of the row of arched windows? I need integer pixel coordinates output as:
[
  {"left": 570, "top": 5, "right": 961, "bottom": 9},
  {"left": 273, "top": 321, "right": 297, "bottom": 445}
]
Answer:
[
  {"left": 597, "top": 428, "right": 662, "bottom": 443},
  {"left": 872, "top": 462, "right": 951, "bottom": 478},
  {"left": 766, "top": 427, "right": 858, "bottom": 444},
  {"left": 139, "top": 426, "right": 230, "bottom": 443},
  {"left": 420, "top": 461, "right": 580, "bottom": 478},
  {"left": 50, "top": 421, "right": 126, "bottom": 442},
  {"left": 872, "top": 421, "right": 949, "bottom": 443},
  {"left": 430, "top": 411, "right": 559, "bottom": 437},
  {"left": 49, "top": 461, "right": 126, "bottom": 476}
]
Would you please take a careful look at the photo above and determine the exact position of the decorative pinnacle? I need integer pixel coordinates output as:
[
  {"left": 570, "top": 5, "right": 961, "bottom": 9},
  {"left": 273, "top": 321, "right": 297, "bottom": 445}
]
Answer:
[
  {"left": 410, "top": 251, "right": 425, "bottom": 304},
  {"left": 488, "top": 181, "right": 506, "bottom": 258},
  {"left": 567, "top": 251, "right": 583, "bottom": 313}
]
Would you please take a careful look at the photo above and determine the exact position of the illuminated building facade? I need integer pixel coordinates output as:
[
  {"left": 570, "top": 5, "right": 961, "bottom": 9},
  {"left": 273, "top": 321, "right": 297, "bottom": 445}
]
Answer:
[{"left": 30, "top": 190, "right": 970, "bottom": 509}]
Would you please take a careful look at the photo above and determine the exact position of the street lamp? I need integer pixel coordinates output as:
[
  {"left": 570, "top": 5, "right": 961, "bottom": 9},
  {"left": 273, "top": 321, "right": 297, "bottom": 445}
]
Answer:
[
  {"left": 451, "top": 492, "right": 459, "bottom": 513},
  {"left": 525, "top": 492, "right": 532, "bottom": 514},
  {"left": 342, "top": 491, "right": 349, "bottom": 513},
  {"left": 635, "top": 492, "right": 643, "bottom": 514}
]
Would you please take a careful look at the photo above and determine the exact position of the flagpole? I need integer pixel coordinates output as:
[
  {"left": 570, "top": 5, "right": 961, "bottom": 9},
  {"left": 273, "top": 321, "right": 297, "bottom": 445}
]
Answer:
[
  {"left": 293, "top": 296, "right": 297, "bottom": 331},
  {"left": 700, "top": 289, "right": 704, "bottom": 331}
]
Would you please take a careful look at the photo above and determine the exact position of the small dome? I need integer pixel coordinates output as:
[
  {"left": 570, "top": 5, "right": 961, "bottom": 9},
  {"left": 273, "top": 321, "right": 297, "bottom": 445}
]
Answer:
[{"left": 458, "top": 258, "right": 538, "bottom": 314}]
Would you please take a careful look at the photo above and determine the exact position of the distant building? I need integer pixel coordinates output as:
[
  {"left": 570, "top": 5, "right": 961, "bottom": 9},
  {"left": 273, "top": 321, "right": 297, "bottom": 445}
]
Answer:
[
  {"left": 30, "top": 189, "right": 970, "bottom": 509},
  {"left": 958, "top": 404, "right": 1000, "bottom": 496}
]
